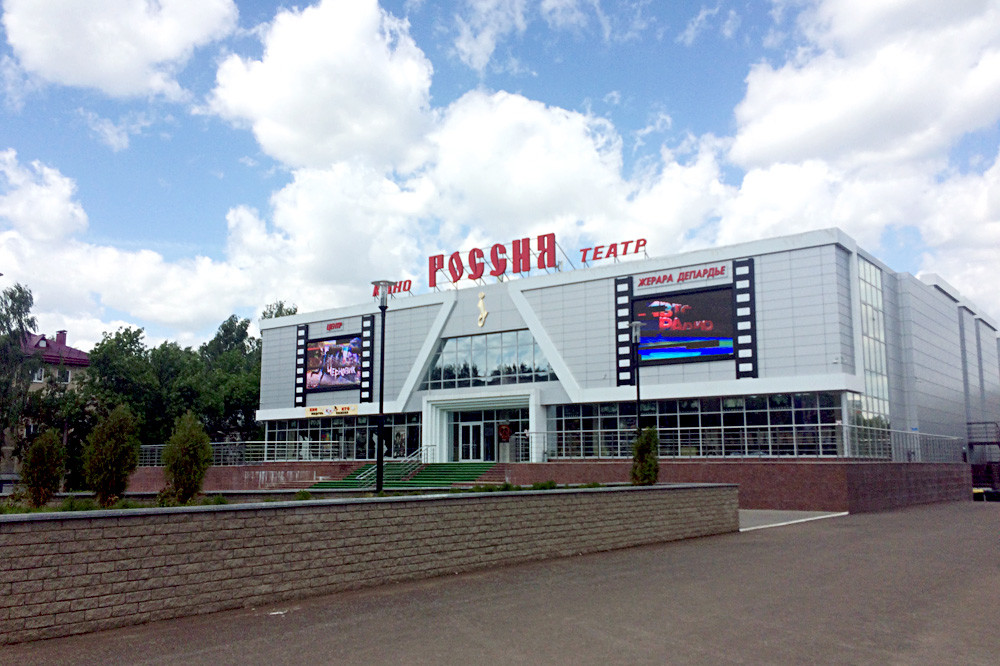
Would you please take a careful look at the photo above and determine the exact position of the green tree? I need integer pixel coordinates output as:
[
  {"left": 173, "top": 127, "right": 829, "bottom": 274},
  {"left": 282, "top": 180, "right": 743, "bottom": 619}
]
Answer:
[
  {"left": 162, "top": 411, "right": 213, "bottom": 503},
  {"left": 261, "top": 301, "right": 297, "bottom": 319},
  {"left": 84, "top": 404, "right": 141, "bottom": 507},
  {"left": 200, "top": 316, "right": 262, "bottom": 441},
  {"left": 630, "top": 427, "right": 660, "bottom": 485},
  {"left": 147, "top": 341, "right": 205, "bottom": 444},
  {"left": 0, "top": 283, "right": 40, "bottom": 461},
  {"left": 23, "top": 374, "right": 95, "bottom": 490},
  {"left": 20, "top": 429, "right": 66, "bottom": 507},
  {"left": 83, "top": 327, "right": 158, "bottom": 442},
  {"left": 200, "top": 314, "right": 254, "bottom": 361}
]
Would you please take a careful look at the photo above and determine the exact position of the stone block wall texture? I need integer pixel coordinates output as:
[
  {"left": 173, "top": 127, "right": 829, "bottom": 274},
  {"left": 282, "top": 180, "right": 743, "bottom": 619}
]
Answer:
[{"left": 0, "top": 484, "right": 737, "bottom": 645}]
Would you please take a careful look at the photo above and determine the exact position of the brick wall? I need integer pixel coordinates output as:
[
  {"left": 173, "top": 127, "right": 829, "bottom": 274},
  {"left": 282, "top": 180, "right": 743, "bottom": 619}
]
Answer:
[
  {"left": 502, "top": 460, "right": 970, "bottom": 511},
  {"left": 0, "top": 483, "right": 737, "bottom": 645},
  {"left": 129, "top": 461, "right": 366, "bottom": 492}
]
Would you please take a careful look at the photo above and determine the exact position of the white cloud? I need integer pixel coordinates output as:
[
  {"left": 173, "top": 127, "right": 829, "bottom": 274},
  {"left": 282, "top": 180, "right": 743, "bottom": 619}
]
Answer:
[
  {"left": 540, "top": 0, "right": 588, "bottom": 30},
  {"left": 453, "top": 0, "right": 530, "bottom": 72},
  {"left": 731, "top": 0, "right": 1000, "bottom": 168},
  {"left": 0, "top": 149, "right": 87, "bottom": 241},
  {"left": 2, "top": 0, "right": 238, "bottom": 99},
  {"left": 420, "top": 90, "right": 626, "bottom": 236},
  {"left": 714, "top": 0, "right": 1000, "bottom": 322},
  {"left": 676, "top": 5, "right": 719, "bottom": 47},
  {"left": 79, "top": 110, "right": 153, "bottom": 152},
  {"left": 0, "top": 150, "right": 249, "bottom": 343},
  {"left": 6, "top": 0, "right": 1000, "bottom": 346},
  {"left": 721, "top": 9, "right": 741, "bottom": 39},
  {"left": 0, "top": 54, "right": 42, "bottom": 110},
  {"left": 207, "top": 0, "right": 433, "bottom": 170}
]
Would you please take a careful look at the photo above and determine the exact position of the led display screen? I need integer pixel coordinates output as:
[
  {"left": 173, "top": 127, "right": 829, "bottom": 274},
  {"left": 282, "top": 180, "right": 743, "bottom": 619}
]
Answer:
[
  {"left": 632, "top": 286, "right": 734, "bottom": 364},
  {"left": 305, "top": 335, "right": 363, "bottom": 391}
]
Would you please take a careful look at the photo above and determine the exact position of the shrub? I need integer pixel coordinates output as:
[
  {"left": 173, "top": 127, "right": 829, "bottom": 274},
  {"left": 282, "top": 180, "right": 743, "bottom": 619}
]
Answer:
[
  {"left": 162, "top": 411, "right": 213, "bottom": 503},
  {"left": 530, "top": 480, "right": 558, "bottom": 490},
  {"left": 84, "top": 405, "right": 141, "bottom": 507},
  {"left": 20, "top": 430, "right": 66, "bottom": 507},
  {"left": 630, "top": 427, "right": 659, "bottom": 485},
  {"left": 294, "top": 489, "right": 312, "bottom": 501},
  {"left": 59, "top": 496, "right": 98, "bottom": 512}
]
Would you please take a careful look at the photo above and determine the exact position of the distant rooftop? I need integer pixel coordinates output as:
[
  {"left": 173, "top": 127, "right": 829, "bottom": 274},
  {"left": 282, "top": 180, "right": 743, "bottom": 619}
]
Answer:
[{"left": 22, "top": 330, "right": 90, "bottom": 368}]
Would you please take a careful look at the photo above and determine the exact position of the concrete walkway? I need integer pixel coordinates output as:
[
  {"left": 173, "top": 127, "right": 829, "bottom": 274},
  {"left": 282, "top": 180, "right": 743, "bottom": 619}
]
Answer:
[{"left": 5, "top": 502, "right": 999, "bottom": 665}]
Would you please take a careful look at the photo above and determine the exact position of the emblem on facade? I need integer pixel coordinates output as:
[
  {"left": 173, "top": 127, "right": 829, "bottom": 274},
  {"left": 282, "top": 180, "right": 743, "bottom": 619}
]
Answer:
[{"left": 477, "top": 292, "right": 489, "bottom": 327}]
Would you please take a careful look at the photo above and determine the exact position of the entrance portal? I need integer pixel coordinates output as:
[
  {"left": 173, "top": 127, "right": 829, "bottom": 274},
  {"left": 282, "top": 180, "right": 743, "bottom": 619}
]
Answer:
[
  {"left": 459, "top": 423, "right": 483, "bottom": 461},
  {"left": 448, "top": 408, "right": 530, "bottom": 462}
]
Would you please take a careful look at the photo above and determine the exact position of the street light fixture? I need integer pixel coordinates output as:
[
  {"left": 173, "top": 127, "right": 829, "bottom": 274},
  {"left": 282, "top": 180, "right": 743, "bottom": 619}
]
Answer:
[
  {"left": 630, "top": 321, "right": 642, "bottom": 436},
  {"left": 372, "top": 280, "right": 395, "bottom": 493}
]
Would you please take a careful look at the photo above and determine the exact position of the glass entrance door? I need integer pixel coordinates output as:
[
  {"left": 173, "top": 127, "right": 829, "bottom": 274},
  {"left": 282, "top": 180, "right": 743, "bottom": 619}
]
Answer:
[{"left": 459, "top": 423, "right": 483, "bottom": 461}]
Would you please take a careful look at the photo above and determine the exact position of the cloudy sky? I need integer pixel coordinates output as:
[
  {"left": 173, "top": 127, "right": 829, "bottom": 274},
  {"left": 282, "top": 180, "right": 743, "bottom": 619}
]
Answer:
[{"left": 1, "top": 0, "right": 999, "bottom": 350}]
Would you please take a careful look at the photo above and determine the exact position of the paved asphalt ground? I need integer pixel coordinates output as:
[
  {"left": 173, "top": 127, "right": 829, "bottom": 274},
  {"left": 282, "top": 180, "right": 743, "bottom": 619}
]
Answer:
[{"left": 5, "top": 502, "right": 998, "bottom": 665}]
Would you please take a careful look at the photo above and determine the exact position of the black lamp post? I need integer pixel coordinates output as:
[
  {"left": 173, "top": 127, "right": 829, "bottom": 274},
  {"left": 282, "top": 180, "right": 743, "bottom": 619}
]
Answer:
[
  {"left": 372, "top": 280, "right": 394, "bottom": 493},
  {"left": 630, "top": 321, "right": 642, "bottom": 435}
]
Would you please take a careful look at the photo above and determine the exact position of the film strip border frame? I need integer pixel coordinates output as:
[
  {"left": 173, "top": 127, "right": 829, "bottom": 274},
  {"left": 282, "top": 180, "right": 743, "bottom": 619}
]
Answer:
[
  {"left": 615, "top": 276, "right": 634, "bottom": 386},
  {"left": 359, "top": 314, "right": 375, "bottom": 403},
  {"left": 294, "top": 324, "right": 308, "bottom": 407},
  {"left": 733, "top": 258, "right": 758, "bottom": 378}
]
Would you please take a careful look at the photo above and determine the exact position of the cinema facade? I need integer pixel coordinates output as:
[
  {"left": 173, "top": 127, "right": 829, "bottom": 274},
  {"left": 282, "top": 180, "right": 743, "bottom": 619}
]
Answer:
[{"left": 256, "top": 228, "right": 999, "bottom": 481}]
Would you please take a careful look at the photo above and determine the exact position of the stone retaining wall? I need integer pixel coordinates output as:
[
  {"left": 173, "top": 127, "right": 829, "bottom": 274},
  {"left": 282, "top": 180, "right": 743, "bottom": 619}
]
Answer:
[{"left": 0, "top": 483, "right": 737, "bottom": 645}]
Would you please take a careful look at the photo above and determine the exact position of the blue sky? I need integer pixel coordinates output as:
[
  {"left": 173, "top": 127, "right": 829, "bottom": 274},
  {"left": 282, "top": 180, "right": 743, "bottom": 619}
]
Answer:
[{"left": 1, "top": 0, "right": 999, "bottom": 350}]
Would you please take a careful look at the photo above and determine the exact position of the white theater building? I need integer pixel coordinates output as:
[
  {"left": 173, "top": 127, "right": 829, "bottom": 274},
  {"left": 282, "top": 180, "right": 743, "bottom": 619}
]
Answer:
[{"left": 256, "top": 228, "right": 1000, "bottom": 466}]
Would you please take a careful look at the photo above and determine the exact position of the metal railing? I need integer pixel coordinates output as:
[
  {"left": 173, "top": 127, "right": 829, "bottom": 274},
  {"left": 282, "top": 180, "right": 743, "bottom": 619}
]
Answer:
[
  {"left": 138, "top": 440, "right": 421, "bottom": 467},
  {"left": 968, "top": 422, "right": 1000, "bottom": 444},
  {"left": 354, "top": 448, "right": 423, "bottom": 487},
  {"left": 538, "top": 424, "right": 965, "bottom": 463},
  {"left": 138, "top": 424, "right": 967, "bottom": 467}
]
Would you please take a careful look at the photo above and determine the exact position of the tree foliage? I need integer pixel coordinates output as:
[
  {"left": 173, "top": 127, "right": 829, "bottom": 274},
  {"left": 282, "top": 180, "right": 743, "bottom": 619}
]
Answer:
[
  {"left": 23, "top": 300, "right": 291, "bottom": 470},
  {"left": 20, "top": 429, "right": 66, "bottom": 507},
  {"left": 630, "top": 427, "right": 660, "bottom": 485},
  {"left": 84, "top": 405, "right": 140, "bottom": 507},
  {"left": 0, "top": 283, "right": 40, "bottom": 459},
  {"left": 23, "top": 375, "right": 95, "bottom": 490},
  {"left": 162, "top": 411, "right": 213, "bottom": 503},
  {"left": 261, "top": 301, "right": 297, "bottom": 319}
]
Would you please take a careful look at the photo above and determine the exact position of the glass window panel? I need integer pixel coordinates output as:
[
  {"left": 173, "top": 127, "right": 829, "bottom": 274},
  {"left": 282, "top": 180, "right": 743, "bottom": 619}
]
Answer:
[
  {"left": 819, "top": 409, "right": 839, "bottom": 424},
  {"left": 769, "top": 394, "right": 791, "bottom": 409},
  {"left": 745, "top": 395, "right": 768, "bottom": 411},
  {"left": 770, "top": 409, "right": 792, "bottom": 425},
  {"left": 700, "top": 397, "right": 720, "bottom": 412},
  {"left": 701, "top": 412, "right": 721, "bottom": 427},
  {"left": 679, "top": 413, "right": 699, "bottom": 428},
  {"left": 501, "top": 331, "right": 517, "bottom": 377},
  {"left": 471, "top": 335, "right": 487, "bottom": 380},
  {"left": 722, "top": 397, "right": 744, "bottom": 411},
  {"left": 723, "top": 411, "right": 745, "bottom": 427},
  {"left": 793, "top": 393, "right": 814, "bottom": 409},
  {"left": 794, "top": 409, "right": 818, "bottom": 425},
  {"left": 818, "top": 392, "right": 838, "bottom": 408},
  {"left": 486, "top": 334, "right": 502, "bottom": 384}
]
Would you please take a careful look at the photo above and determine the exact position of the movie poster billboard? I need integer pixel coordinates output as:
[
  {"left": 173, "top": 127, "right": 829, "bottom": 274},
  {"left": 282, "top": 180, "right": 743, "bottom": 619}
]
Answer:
[
  {"left": 632, "top": 286, "right": 735, "bottom": 364},
  {"left": 305, "top": 335, "right": 363, "bottom": 391}
]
